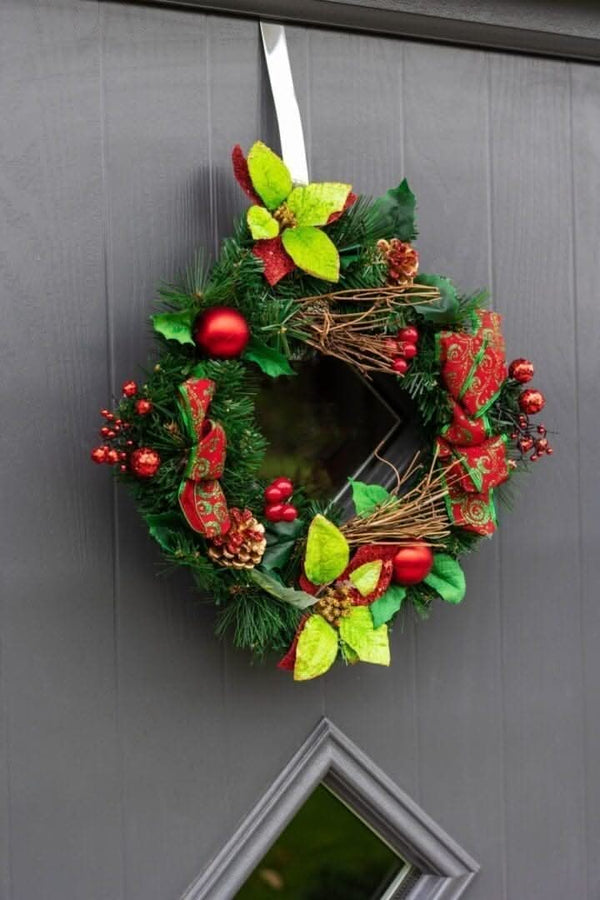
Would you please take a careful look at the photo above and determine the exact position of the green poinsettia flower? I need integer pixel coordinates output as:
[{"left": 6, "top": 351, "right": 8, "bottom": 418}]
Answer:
[{"left": 243, "top": 141, "right": 351, "bottom": 283}]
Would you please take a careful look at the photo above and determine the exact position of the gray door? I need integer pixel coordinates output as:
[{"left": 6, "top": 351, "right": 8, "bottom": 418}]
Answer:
[{"left": 2, "top": 2, "right": 598, "bottom": 899}]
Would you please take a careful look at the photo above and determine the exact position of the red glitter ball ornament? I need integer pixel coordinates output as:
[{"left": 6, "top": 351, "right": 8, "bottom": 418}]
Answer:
[
  {"left": 519, "top": 388, "right": 545, "bottom": 415},
  {"left": 135, "top": 398, "right": 153, "bottom": 416},
  {"left": 91, "top": 446, "right": 108, "bottom": 464},
  {"left": 122, "top": 380, "right": 137, "bottom": 397},
  {"left": 392, "top": 543, "right": 434, "bottom": 586},
  {"left": 509, "top": 358, "right": 534, "bottom": 384},
  {"left": 193, "top": 307, "right": 250, "bottom": 358},
  {"left": 106, "top": 449, "right": 120, "bottom": 465},
  {"left": 130, "top": 447, "right": 161, "bottom": 478}
]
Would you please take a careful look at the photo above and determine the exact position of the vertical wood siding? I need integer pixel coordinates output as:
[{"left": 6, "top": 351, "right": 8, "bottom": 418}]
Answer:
[{"left": 1, "top": 2, "right": 598, "bottom": 898}]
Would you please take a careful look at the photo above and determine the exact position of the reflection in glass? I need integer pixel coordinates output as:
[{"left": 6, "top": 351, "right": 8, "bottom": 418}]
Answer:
[
  {"left": 255, "top": 356, "right": 400, "bottom": 500},
  {"left": 234, "top": 784, "right": 408, "bottom": 900}
]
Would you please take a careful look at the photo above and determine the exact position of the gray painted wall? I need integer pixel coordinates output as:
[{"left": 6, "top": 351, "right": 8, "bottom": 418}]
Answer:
[{"left": 1, "top": 2, "right": 598, "bottom": 899}]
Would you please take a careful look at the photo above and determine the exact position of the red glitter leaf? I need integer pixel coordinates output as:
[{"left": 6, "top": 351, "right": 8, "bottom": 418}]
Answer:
[
  {"left": 277, "top": 615, "right": 309, "bottom": 671},
  {"left": 231, "top": 144, "right": 261, "bottom": 205},
  {"left": 253, "top": 237, "right": 296, "bottom": 286},
  {"left": 341, "top": 544, "right": 398, "bottom": 606}
]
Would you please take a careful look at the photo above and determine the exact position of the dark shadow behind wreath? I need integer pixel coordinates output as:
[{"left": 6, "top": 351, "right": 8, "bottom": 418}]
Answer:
[{"left": 90, "top": 141, "right": 552, "bottom": 681}]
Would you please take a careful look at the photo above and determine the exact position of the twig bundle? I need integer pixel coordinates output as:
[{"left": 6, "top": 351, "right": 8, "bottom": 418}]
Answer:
[
  {"left": 291, "top": 284, "right": 441, "bottom": 376},
  {"left": 341, "top": 451, "right": 453, "bottom": 546}
]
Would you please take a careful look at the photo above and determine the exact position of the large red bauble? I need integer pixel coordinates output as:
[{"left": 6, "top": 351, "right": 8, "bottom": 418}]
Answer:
[
  {"left": 193, "top": 307, "right": 250, "bottom": 358},
  {"left": 509, "top": 358, "right": 534, "bottom": 384},
  {"left": 392, "top": 543, "right": 434, "bottom": 585},
  {"left": 130, "top": 447, "right": 161, "bottom": 478},
  {"left": 518, "top": 388, "right": 545, "bottom": 415}
]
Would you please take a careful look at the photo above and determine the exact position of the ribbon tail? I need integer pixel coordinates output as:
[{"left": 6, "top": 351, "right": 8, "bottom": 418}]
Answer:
[{"left": 179, "top": 479, "right": 231, "bottom": 538}]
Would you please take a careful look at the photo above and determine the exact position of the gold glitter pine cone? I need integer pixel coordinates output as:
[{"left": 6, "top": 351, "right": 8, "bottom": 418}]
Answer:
[{"left": 207, "top": 507, "right": 267, "bottom": 570}]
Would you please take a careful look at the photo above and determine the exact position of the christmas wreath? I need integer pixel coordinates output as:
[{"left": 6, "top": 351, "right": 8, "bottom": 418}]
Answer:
[{"left": 91, "top": 141, "right": 551, "bottom": 681}]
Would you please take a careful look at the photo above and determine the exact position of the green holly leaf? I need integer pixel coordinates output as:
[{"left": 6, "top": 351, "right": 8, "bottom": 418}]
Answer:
[
  {"left": 294, "top": 616, "right": 339, "bottom": 681},
  {"left": 338, "top": 607, "right": 390, "bottom": 666},
  {"left": 282, "top": 226, "right": 340, "bottom": 282},
  {"left": 373, "top": 178, "right": 417, "bottom": 241},
  {"left": 349, "top": 560, "right": 383, "bottom": 597},
  {"left": 349, "top": 479, "right": 393, "bottom": 517},
  {"left": 413, "top": 275, "right": 460, "bottom": 324},
  {"left": 424, "top": 554, "right": 466, "bottom": 604},
  {"left": 247, "top": 205, "right": 280, "bottom": 240},
  {"left": 247, "top": 141, "right": 292, "bottom": 210},
  {"left": 287, "top": 182, "right": 351, "bottom": 227},
  {"left": 262, "top": 519, "right": 305, "bottom": 572},
  {"left": 243, "top": 338, "right": 295, "bottom": 378},
  {"left": 151, "top": 310, "right": 195, "bottom": 345},
  {"left": 370, "top": 584, "right": 406, "bottom": 628},
  {"left": 144, "top": 512, "right": 184, "bottom": 552},
  {"left": 304, "top": 514, "right": 350, "bottom": 585},
  {"left": 250, "top": 568, "right": 317, "bottom": 610}
]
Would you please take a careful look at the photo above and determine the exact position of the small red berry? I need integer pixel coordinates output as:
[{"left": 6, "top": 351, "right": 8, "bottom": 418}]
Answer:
[
  {"left": 392, "top": 357, "right": 409, "bottom": 375},
  {"left": 400, "top": 342, "right": 418, "bottom": 360},
  {"left": 91, "top": 446, "right": 107, "bottom": 464},
  {"left": 122, "top": 380, "right": 137, "bottom": 398},
  {"left": 106, "top": 449, "right": 119, "bottom": 465},
  {"left": 135, "top": 398, "right": 153, "bottom": 416},
  {"left": 100, "top": 408, "right": 111, "bottom": 419},
  {"left": 119, "top": 464, "right": 128, "bottom": 473},
  {"left": 264, "top": 485, "right": 283, "bottom": 504},
  {"left": 100, "top": 426, "right": 110, "bottom": 437},
  {"left": 126, "top": 440, "right": 134, "bottom": 447},
  {"left": 272, "top": 478, "right": 293, "bottom": 500},
  {"left": 106, "top": 429, "right": 116, "bottom": 439},
  {"left": 265, "top": 504, "right": 285, "bottom": 522},
  {"left": 281, "top": 505, "right": 298, "bottom": 522},
  {"left": 398, "top": 326, "right": 419, "bottom": 343}
]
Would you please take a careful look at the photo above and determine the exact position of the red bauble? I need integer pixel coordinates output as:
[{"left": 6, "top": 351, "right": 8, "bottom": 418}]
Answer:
[
  {"left": 392, "top": 357, "right": 409, "bottom": 375},
  {"left": 398, "top": 326, "right": 419, "bottom": 343},
  {"left": 519, "top": 388, "right": 545, "bottom": 415},
  {"left": 135, "top": 398, "right": 153, "bottom": 416},
  {"left": 91, "top": 446, "right": 107, "bottom": 464},
  {"left": 264, "top": 485, "right": 283, "bottom": 504},
  {"left": 509, "top": 358, "right": 534, "bottom": 384},
  {"left": 392, "top": 543, "right": 434, "bottom": 585},
  {"left": 281, "top": 504, "right": 298, "bottom": 522},
  {"left": 193, "top": 307, "right": 250, "bottom": 358},
  {"left": 106, "top": 448, "right": 120, "bottom": 465},
  {"left": 122, "top": 380, "right": 138, "bottom": 397},
  {"left": 400, "top": 342, "right": 418, "bottom": 360},
  {"left": 265, "top": 503, "right": 285, "bottom": 522},
  {"left": 130, "top": 447, "right": 161, "bottom": 478}
]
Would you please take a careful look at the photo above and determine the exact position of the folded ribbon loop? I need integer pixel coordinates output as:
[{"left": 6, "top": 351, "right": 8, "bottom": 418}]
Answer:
[
  {"left": 177, "top": 377, "right": 231, "bottom": 538},
  {"left": 436, "top": 310, "right": 509, "bottom": 535}
]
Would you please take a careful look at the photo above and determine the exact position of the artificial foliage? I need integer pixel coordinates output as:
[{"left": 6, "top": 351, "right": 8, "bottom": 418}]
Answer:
[{"left": 91, "top": 141, "right": 552, "bottom": 680}]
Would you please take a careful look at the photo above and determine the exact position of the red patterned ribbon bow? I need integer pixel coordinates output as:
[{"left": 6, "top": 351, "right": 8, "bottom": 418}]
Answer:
[
  {"left": 435, "top": 310, "right": 509, "bottom": 535},
  {"left": 177, "top": 377, "right": 231, "bottom": 538}
]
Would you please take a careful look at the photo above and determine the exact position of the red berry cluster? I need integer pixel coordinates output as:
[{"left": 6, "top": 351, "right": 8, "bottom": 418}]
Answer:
[
  {"left": 264, "top": 477, "right": 298, "bottom": 523},
  {"left": 90, "top": 380, "right": 160, "bottom": 477},
  {"left": 385, "top": 325, "right": 419, "bottom": 376},
  {"left": 511, "top": 416, "right": 553, "bottom": 463}
]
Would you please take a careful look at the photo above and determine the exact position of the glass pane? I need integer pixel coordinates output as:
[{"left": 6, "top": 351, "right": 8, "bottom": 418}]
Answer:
[
  {"left": 234, "top": 784, "right": 406, "bottom": 900},
  {"left": 255, "top": 356, "right": 400, "bottom": 500}
]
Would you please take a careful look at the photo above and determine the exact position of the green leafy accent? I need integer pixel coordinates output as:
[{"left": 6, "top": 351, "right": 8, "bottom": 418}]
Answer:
[
  {"left": 250, "top": 568, "right": 317, "bottom": 610},
  {"left": 247, "top": 205, "right": 280, "bottom": 240},
  {"left": 247, "top": 141, "right": 292, "bottom": 210},
  {"left": 349, "top": 479, "right": 392, "bottom": 517},
  {"left": 243, "top": 338, "right": 295, "bottom": 378},
  {"left": 372, "top": 179, "right": 417, "bottom": 241},
  {"left": 349, "top": 560, "right": 383, "bottom": 597},
  {"left": 304, "top": 514, "right": 350, "bottom": 585},
  {"left": 341, "top": 642, "right": 360, "bottom": 665},
  {"left": 144, "top": 512, "right": 184, "bottom": 552},
  {"left": 370, "top": 585, "right": 406, "bottom": 628},
  {"left": 151, "top": 310, "right": 195, "bottom": 345},
  {"left": 282, "top": 227, "right": 340, "bottom": 282},
  {"left": 262, "top": 519, "right": 305, "bottom": 572},
  {"left": 338, "top": 607, "right": 390, "bottom": 666},
  {"left": 287, "top": 183, "right": 351, "bottom": 227},
  {"left": 424, "top": 554, "right": 466, "bottom": 604},
  {"left": 294, "top": 616, "right": 339, "bottom": 681},
  {"left": 413, "top": 275, "right": 460, "bottom": 324}
]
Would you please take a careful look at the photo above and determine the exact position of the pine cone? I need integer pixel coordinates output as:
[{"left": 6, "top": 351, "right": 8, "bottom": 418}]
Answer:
[
  {"left": 315, "top": 584, "right": 353, "bottom": 628},
  {"left": 377, "top": 238, "right": 419, "bottom": 285},
  {"left": 207, "top": 507, "right": 267, "bottom": 570}
]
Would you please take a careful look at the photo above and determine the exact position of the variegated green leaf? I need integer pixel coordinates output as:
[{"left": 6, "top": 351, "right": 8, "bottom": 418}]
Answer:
[
  {"left": 287, "top": 182, "right": 351, "bottom": 227},
  {"left": 304, "top": 514, "right": 350, "bottom": 585},
  {"left": 247, "top": 141, "right": 292, "bottom": 210},
  {"left": 294, "top": 616, "right": 339, "bottom": 681},
  {"left": 349, "top": 560, "right": 383, "bottom": 597},
  {"left": 281, "top": 226, "right": 340, "bottom": 282},
  {"left": 339, "top": 606, "right": 390, "bottom": 666},
  {"left": 247, "top": 205, "right": 279, "bottom": 240}
]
